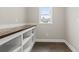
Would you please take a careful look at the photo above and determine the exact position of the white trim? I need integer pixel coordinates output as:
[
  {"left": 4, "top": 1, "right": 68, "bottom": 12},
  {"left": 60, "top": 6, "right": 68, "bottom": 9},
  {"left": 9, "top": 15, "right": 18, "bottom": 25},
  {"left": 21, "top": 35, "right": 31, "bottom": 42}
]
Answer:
[
  {"left": 36, "top": 39, "right": 65, "bottom": 42},
  {"left": 64, "top": 40, "right": 77, "bottom": 52}
]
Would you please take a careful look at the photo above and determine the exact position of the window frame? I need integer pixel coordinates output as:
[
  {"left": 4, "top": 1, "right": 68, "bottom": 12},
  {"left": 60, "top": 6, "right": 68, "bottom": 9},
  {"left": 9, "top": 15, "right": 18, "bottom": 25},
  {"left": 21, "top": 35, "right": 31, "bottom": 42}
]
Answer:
[{"left": 39, "top": 7, "right": 53, "bottom": 24}]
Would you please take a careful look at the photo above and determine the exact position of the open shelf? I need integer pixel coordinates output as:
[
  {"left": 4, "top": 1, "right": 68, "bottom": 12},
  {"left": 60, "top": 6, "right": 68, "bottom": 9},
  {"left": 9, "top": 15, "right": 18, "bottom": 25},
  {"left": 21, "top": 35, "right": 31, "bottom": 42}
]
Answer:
[
  {"left": 0, "top": 35, "right": 21, "bottom": 52},
  {"left": 23, "top": 30, "right": 32, "bottom": 40},
  {"left": 23, "top": 34, "right": 34, "bottom": 46},
  {"left": 23, "top": 43, "right": 34, "bottom": 52},
  {"left": 0, "top": 26, "right": 36, "bottom": 52},
  {"left": 22, "top": 28, "right": 36, "bottom": 52},
  {"left": 23, "top": 38, "right": 32, "bottom": 51}
]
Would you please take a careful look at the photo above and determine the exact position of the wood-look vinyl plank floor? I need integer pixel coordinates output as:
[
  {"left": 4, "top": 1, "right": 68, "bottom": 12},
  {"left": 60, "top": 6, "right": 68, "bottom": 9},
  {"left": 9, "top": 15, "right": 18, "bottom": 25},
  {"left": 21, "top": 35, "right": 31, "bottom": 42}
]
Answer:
[{"left": 31, "top": 42, "right": 72, "bottom": 52}]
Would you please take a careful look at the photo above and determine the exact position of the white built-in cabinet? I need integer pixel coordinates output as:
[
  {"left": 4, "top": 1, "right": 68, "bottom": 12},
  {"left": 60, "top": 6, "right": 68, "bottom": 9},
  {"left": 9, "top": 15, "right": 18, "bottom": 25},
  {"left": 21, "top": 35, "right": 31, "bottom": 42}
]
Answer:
[{"left": 0, "top": 26, "right": 36, "bottom": 52}]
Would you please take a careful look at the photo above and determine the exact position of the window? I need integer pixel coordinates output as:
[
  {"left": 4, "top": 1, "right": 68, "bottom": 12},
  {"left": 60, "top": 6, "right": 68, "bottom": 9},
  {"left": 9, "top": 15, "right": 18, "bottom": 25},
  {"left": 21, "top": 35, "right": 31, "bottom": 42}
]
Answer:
[{"left": 39, "top": 7, "right": 52, "bottom": 24}]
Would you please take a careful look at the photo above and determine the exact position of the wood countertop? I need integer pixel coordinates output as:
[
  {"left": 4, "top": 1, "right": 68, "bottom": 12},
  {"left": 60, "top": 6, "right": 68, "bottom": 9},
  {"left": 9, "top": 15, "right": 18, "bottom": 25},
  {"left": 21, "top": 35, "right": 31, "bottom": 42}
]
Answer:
[{"left": 0, "top": 25, "right": 36, "bottom": 39}]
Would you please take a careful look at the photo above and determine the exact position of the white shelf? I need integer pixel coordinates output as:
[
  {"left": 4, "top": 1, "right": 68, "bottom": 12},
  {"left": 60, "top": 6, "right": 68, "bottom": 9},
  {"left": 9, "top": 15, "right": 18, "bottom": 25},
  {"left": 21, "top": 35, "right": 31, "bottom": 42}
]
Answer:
[
  {"left": 0, "top": 26, "right": 36, "bottom": 52},
  {"left": 24, "top": 43, "right": 34, "bottom": 52},
  {"left": 23, "top": 34, "right": 34, "bottom": 46},
  {"left": 0, "top": 32, "right": 22, "bottom": 45}
]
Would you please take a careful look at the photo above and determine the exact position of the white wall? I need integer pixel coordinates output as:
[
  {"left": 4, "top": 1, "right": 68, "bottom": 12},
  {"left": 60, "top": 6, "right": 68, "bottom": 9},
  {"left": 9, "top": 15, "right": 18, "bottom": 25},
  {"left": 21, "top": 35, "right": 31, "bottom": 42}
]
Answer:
[
  {"left": 0, "top": 7, "right": 27, "bottom": 25},
  {"left": 27, "top": 7, "right": 65, "bottom": 39},
  {"left": 65, "top": 7, "right": 79, "bottom": 51}
]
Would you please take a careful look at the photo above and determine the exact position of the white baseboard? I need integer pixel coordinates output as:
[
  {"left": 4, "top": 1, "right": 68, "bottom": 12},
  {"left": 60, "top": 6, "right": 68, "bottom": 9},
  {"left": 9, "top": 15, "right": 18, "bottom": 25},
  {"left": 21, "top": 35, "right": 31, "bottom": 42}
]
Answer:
[
  {"left": 36, "top": 39, "right": 65, "bottom": 42},
  {"left": 64, "top": 40, "right": 77, "bottom": 52}
]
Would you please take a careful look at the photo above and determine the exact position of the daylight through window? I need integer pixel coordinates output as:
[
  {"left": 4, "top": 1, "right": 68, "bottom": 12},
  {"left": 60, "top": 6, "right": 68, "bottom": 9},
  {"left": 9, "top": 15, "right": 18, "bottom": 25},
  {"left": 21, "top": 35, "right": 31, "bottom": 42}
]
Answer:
[{"left": 39, "top": 7, "right": 52, "bottom": 24}]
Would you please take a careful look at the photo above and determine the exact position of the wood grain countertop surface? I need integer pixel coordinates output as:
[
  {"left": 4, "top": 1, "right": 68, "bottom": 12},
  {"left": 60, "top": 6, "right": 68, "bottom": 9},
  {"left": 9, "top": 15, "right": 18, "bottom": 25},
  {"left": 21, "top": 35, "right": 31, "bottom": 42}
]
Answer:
[{"left": 0, "top": 25, "right": 36, "bottom": 39}]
